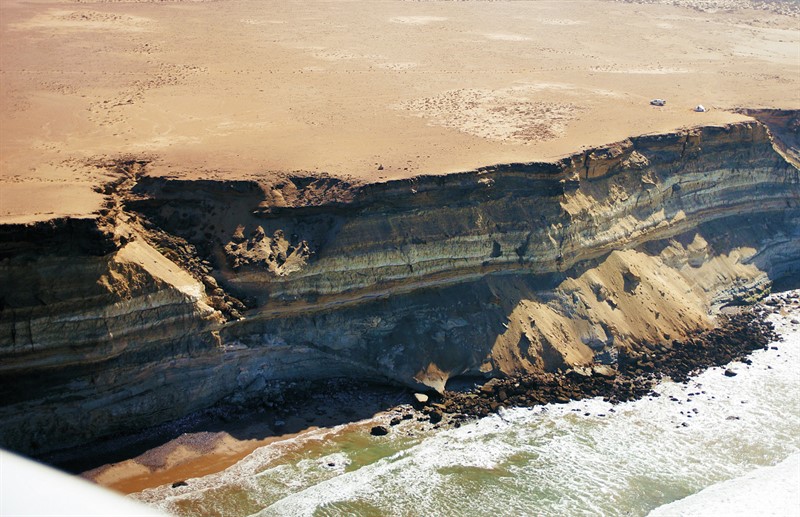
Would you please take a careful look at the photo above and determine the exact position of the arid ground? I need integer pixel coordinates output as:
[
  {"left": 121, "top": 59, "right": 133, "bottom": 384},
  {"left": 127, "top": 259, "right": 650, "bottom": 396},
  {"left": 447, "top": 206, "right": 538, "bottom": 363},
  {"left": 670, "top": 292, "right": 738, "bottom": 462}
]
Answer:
[{"left": 1, "top": 0, "right": 798, "bottom": 222}]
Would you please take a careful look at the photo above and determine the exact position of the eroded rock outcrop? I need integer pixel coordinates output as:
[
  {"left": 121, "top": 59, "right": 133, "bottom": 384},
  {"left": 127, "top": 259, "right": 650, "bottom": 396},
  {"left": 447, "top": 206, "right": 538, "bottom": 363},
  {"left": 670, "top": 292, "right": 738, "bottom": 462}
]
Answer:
[{"left": 1, "top": 119, "right": 798, "bottom": 456}]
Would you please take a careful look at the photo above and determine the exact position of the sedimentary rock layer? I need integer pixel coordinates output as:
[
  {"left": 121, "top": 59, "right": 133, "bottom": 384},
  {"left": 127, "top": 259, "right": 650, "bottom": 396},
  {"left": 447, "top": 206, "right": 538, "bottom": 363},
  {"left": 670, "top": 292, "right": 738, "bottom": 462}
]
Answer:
[{"left": 1, "top": 117, "right": 798, "bottom": 456}]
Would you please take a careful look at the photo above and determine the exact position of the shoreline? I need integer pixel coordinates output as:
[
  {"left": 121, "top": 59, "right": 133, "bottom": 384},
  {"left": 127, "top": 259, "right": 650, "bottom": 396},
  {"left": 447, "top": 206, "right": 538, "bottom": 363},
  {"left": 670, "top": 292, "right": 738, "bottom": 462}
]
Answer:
[
  {"left": 74, "top": 290, "right": 800, "bottom": 495},
  {"left": 132, "top": 297, "right": 800, "bottom": 515},
  {"left": 436, "top": 303, "right": 787, "bottom": 420},
  {"left": 76, "top": 382, "right": 412, "bottom": 494}
]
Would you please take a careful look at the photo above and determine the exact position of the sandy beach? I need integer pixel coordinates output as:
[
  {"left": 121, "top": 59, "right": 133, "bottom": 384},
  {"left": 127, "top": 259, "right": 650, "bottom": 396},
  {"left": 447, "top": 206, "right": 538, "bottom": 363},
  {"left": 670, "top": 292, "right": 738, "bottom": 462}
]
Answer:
[
  {"left": 119, "top": 290, "right": 800, "bottom": 515},
  {"left": 78, "top": 382, "right": 414, "bottom": 494},
  {"left": 88, "top": 430, "right": 304, "bottom": 495},
  {"left": 79, "top": 291, "right": 800, "bottom": 497},
  {"left": 2, "top": 0, "right": 798, "bottom": 222}
]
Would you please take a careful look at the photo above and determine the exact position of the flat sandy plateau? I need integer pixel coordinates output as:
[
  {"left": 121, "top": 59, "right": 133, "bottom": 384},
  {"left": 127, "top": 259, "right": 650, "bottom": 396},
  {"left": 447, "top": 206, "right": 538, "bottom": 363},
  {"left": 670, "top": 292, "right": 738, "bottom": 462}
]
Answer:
[{"left": 1, "top": 0, "right": 798, "bottom": 222}]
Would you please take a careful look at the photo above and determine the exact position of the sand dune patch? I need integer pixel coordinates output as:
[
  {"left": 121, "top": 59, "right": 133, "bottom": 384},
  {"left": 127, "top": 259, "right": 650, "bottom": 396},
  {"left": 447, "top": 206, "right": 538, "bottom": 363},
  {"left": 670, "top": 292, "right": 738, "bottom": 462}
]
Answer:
[
  {"left": 240, "top": 18, "right": 287, "bottom": 26},
  {"left": 538, "top": 18, "right": 585, "bottom": 26},
  {"left": 312, "top": 49, "right": 385, "bottom": 61},
  {"left": 397, "top": 87, "right": 584, "bottom": 143},
  {"left": 615, "top": 0, "right": 800, "bottom": 17},
  {"left": 389, "top": 16, "right": 448, "bottom": 25},
  {"left": 482, "top": 32, "right": 531, "bottom": 41},
  {"left": 517, "top": 82, "right": 622, "bottom": 98},
  {"left": 591, "top": 65, "right": 691, "bottom": 74},
  {"left": 129, "top": 134, "right": 203, "bottom": 151},
  {"left": 86, "top": 62, "right": 206, "bottom": 127},
  {"left": 0, "top": 91, "right": 32, "bottom": 115},
  {"left": 13, "top": 9, "right": 151, "bottom": 32},
  {"left": 377, "top": 62, "right": 418, "bottom": 70}
]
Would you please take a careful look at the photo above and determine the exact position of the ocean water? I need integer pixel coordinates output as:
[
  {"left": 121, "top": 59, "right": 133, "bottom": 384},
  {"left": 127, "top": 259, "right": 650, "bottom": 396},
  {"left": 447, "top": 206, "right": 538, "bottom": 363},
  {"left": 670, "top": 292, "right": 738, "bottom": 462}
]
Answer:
[{"left": 135, "top": 309, "right": 800, "bottom": 517}]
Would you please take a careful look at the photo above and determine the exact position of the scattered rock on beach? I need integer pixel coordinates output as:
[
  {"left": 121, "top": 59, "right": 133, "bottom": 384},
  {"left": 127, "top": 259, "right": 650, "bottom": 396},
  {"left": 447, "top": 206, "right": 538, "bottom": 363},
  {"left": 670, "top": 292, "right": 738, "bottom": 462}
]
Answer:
[
  {"left": 370, "top": 425, "right": 389, "bottom": 436},
  {"left": 171, "top": 480, "right": 188, "bottom": 488},
  {"left": 437, "top": 309, "right": 777, "bottom": 420}
]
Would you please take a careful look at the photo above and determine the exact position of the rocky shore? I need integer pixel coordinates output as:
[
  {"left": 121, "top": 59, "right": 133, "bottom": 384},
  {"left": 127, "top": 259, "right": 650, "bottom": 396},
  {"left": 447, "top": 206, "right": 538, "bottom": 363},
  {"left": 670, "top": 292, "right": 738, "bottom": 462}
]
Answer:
[
  {"left": 416, "top": 299, "right": 792, "bottom": 424},
  {"left": 79, "top": 292, "right": 797, "bottom": 493},
  {"left": 129, "top": 290, "right": 800, "bottom": 515}
]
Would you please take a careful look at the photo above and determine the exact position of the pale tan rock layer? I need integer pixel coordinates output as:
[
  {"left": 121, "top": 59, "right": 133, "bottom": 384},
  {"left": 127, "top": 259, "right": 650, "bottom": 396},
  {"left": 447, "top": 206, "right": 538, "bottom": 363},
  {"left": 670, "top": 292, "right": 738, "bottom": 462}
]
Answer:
[
  {"left": 130, "top": 120, "right": 797, "bottom": 302},
  {"left": 0, "top": 119, "right": 798, "bottom": 455}
]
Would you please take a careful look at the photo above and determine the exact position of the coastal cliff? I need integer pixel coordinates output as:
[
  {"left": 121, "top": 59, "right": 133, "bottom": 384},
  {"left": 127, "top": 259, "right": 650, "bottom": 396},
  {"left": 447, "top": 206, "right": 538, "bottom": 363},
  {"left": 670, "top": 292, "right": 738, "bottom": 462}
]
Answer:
[{"left": 1, "top": 117, "right": 799, "bottom": 456}]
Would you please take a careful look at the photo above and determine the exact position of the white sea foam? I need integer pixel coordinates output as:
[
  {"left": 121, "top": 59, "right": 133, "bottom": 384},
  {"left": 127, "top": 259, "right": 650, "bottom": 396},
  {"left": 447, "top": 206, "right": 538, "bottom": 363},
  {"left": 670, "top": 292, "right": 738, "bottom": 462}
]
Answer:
[
  {"left": 134, "top": 424, "right": 357, "bottom": 509},
  {"left": 135, "top": 294, "right": 800, "bottom": 517},
  {"left": 648, "top": 453, "right": 800, "bottom": 517}
]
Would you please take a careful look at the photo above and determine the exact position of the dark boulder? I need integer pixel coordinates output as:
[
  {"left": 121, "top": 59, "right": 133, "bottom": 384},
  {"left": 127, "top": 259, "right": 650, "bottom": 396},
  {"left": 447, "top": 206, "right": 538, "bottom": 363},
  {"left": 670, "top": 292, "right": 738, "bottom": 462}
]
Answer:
[{"left": 370, "top": 425, "right": 390, "bottom": 436}]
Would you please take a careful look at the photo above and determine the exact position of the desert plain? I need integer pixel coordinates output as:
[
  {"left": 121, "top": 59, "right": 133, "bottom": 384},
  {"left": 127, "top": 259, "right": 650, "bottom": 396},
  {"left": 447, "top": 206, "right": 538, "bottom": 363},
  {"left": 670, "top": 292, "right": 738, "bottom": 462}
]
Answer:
[{"left": 1, "top": 0, "right": 798, "bottom": 219}]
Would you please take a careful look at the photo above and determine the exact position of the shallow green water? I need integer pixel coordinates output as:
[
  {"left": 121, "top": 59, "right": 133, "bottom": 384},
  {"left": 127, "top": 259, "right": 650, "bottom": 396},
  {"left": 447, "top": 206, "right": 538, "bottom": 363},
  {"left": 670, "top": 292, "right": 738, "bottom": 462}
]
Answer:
[{"left": 136, "top": 314, "right": 800, "bottom": 517}]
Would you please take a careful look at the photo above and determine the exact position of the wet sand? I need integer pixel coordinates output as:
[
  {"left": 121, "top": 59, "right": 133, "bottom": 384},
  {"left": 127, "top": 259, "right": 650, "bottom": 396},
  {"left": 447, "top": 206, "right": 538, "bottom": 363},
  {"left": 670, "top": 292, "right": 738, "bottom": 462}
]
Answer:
[
  {"left": 79, "top": 382, "right": 413, "bottom": 494},
  {"left": 82, "top": 292, "right": 800, "bottom": 496},
  {"left": 91, "top": 430, "right": 304, "bottom": 495}
]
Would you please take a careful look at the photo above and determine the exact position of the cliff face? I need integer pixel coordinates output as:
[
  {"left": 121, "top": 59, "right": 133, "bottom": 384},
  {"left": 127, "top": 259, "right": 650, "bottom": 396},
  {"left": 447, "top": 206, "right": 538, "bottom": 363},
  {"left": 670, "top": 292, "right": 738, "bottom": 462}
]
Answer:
[
  {"left": 1, "top": 119, "right": 798, "bottom": 456},
  {"left": 0, "top": 217, "right": 224, "bottom": 453},
  {"left": 130, "top": 122, "right": 796, "bottom": 300}
]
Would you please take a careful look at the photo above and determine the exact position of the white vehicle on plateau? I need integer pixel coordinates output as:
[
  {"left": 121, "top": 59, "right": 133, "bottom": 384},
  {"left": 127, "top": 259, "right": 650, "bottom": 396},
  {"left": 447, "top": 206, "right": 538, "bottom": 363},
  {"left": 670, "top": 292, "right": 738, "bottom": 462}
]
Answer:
[
  {"left": 650, "top": 98, "right": 667, "bottom": 106},
  {"left": 694, "top": 105, "right": 707, "bottom": 112}
]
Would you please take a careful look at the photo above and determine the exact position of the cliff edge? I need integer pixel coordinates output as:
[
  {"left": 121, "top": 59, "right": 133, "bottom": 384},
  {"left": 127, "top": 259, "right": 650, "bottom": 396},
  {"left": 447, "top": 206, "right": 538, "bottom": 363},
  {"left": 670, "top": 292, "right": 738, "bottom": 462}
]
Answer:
[{"left": 1, "top": 116, "right": 799, "bottom": 456}]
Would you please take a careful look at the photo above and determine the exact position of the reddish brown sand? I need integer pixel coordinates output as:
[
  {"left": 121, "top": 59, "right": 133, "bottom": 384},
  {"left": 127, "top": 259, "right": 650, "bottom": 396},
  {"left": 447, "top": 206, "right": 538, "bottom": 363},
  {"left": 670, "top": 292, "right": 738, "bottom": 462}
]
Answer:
[
  {"left": 81, "top": 390, "right": 409, "bottom": 495},
  {"left": 2, "top": 0, "right": 798, "bottom": 222},
  {"left": 87, "top": 429, "right": 304, "bottom": 494}
]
